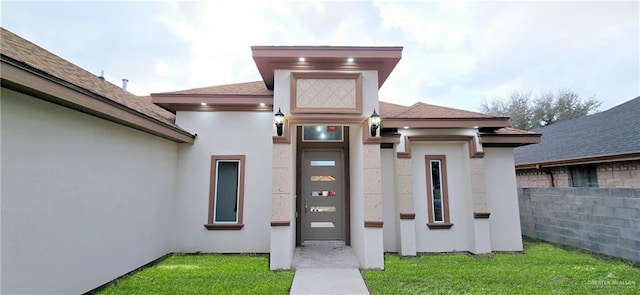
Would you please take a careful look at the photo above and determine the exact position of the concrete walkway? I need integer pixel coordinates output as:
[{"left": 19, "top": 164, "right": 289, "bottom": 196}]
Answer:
[{"left": 290, "top": 241, "right": 370, "bottom": 295}]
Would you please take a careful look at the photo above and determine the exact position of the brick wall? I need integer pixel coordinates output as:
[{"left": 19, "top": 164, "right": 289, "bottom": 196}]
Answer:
[
  {"left": 518, "top": 188, "right": 640, "bottom": 263},
  {"left": 516, "top": 160, "right": 640, "bottom": 188},
  {"left": 516, "top": 167, "right": 569, "bottom": 188},
  {"left": 597, "top": 160, "right": 640, "bottom": 188}
]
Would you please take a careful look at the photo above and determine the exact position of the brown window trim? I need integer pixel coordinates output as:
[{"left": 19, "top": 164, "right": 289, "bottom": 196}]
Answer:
[
  {"left": 204, "top": 155, "right": 246, "bottom": 230},
  {"left": 425, "top": 155, "right": 453, "bottom": 229},
  {"left": 399, "top": 213, "right": 416, "bottom": 220},
  {"left": 204, "top": 224, "right": 244, "bottom": 230},
  {"left": 427, "top": 223, "right": 454, "bottom": 229}
]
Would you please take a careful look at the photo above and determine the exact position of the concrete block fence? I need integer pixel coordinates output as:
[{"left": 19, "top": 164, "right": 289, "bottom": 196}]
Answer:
[{"left": 518, "top": 188, "right": 640, "bottom": 263}]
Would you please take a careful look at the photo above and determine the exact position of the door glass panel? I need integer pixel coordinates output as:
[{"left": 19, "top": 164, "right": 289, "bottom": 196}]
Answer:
[
  {"left": 311, "top": 175, "right": 335, "bottom": 182},
  {"left": 310, "top": 206, "right": 336, "bottom": 212},
  {"left": 311, "top": 160, "right": 335, "bottom": 167},
  {"left": 311, "top": 190, "right": 336, "bottom": 197},
  {"left": 310, "top": 222, "right": 335, "bottom": 228},
  {"left": 303, "top": 125, "right": 343, "bottom": 141}
]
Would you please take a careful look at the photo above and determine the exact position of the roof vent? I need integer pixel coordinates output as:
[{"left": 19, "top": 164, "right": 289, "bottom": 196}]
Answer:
[
  {"left": 98, "top": 70, "right": 105, "bottom": 81},
  {"left": 122, "top": 78, "right": 129, "bottom": 92}
]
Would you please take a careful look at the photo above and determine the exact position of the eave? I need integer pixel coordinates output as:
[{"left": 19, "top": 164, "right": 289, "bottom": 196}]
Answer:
[
  {"left": 1, "top": 55, "right": 195, "bottom": 144},
  {"left": 479, "top": 132, "right": 542, "bottom": 147},
  {"left": 151, "top": 93, "right": 274, "bottom": 113},
  {"left": 251, "top": 46, "right": 402, "bottom": 90},
  {"left": 516, "top": 152, "right": 640, "bottom": 170},
  {"left": 382, "top": 118, "right": 510, "bottom": 129}
]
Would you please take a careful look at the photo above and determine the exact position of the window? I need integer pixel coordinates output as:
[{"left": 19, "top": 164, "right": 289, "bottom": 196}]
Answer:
[
  {"left": 205, "top": 155, "right": 245, "bottom": 230},
  {"left": 425, "top": 155, "right": 453, "bottom": 229},
  {"left": 302, "top": 125, "right": 343, "bottom": 141},
  {"left": 569, "top": 164, "right": 598, "bottom": 187}
]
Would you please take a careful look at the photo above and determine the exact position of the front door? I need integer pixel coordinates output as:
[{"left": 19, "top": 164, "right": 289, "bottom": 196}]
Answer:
[{"left": 301, "top": 150, "right": 344, "bottom": 241}]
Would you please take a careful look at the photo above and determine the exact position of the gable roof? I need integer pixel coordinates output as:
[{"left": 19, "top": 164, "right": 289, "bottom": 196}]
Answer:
[
  {"left": 151, "top": 81, "right": 274, "bottom": 112},
  {"left": 0, "top": 27, "right": 194, "bottom": 143},
  {"left": 155, "top": 81, "right": 273, "bottom": 96},
  {"left": 379, "top": 100, "right": 511, "bottom": 129},
  {"left": 514, "top": 96, "right": 640, "bottom": 167},
  {"left": 380, "top": 101, "right": 496, "bottom": 119}
]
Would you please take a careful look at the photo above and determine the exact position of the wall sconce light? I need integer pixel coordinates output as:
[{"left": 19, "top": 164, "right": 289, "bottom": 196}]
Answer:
[
  {"left": 274, "top": 107, "right": 285, "bottom": 136},
  {"left": 370, "top": 108, "right": 381, "bottom": 137}
]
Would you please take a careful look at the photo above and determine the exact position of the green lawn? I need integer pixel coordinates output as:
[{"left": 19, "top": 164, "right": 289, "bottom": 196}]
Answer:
[
  {"left": 97, "top": 254, "right": 293, "bottom": 295},
  {"left": 362, "top": 238, "right": 639, "bottom": 294},
  {"left": 97, "top": 239, "right": 638, "bottom": 294}
]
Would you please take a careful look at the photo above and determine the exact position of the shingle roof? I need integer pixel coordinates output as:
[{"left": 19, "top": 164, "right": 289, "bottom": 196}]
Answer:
[
  {"left": 514, "top": 96, "right": 640, "bottom": 165},
  {"left": 0, "top": 27, "right": 176, "bottom": 125},
  {"left": 154, "top": 81, "right": 273, "bottom": 96},
  {"left": 379, "top": 101, "right": 496, "bottom": 119}
]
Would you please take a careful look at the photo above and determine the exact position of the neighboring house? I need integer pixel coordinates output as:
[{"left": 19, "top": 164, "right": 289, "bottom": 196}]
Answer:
[
  {"left": 1, "top": 27, "right": 540, "bottom": 294},
  {"left": 514, "top": 97, "right": 640, "bottom": 188}
]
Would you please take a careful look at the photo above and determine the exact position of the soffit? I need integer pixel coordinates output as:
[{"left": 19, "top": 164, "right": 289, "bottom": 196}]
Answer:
[{"left": 251, "top": 46, "right": 403, "bottom": 90}]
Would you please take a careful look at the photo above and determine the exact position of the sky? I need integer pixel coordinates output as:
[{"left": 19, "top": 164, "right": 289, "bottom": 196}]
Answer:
[{"left": 1, "top": 1, "right": 638, "bottom": 112}]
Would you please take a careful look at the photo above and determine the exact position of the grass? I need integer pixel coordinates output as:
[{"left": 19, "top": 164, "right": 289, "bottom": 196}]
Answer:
[
  {"left": 97, "top": 254, "right": 293, "bottom": 295},
  {"left": 96, "top": 239, "right": 638, "bottom": 294},
  {"left": 362, "top": 237, "right": 639, "bottom": 294}
]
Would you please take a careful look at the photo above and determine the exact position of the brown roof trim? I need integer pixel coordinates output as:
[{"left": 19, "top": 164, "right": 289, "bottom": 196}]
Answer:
[
  {"left": 516, "top": 152, "right": 640, "bottom": 169},
  {"left": 480, "top": 132, "right": 541, "bottom": 147},
  {"left": 251, "top": 46, "right": 402, "bottom": 90},
  {"left": 382, "top": 118, "right": 509, "bottom": 129},
  {"left": 151, "top": 94, "right": 274, "bottom": 113},
  {"left": 398, "top": 135, "right": 484, "bottom": 159},
  {"left": 1, "top": 56, "right": 195, "bottom": 144}
]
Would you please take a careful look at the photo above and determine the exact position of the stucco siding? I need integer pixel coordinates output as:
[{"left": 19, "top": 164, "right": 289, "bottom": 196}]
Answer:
[
  {"left": 412, "top": 142, "right": 472, "bottom": 252},
  {"left": 349, "top": 125, "right": 365, "bottom": 263},
  {"left": 381, "top": 148, "right": 398, "bottom": 252},
  {"left": 485, "top": 148, "right": 524, "bottom": 251},
  {"left": 172, "top": 111, "right": 273, "bottom": 253},
  {"left": 1, "top": 88, "right": 178, "bottom": 294}
]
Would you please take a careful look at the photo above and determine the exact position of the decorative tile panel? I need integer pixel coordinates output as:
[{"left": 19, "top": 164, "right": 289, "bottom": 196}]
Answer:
[
  {"left": 297, "top": 79, "right": 356, "bottom": 109},
  {"left": 290, "top": 72, "right": 362, "bottom": 114}
]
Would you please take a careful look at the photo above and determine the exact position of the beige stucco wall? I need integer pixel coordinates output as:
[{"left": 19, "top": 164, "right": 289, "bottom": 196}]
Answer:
[
  {"left": 363, "top": 144, "right": 383, "bottom": 221},
  {"left": 271, "top": 143, "right": 294, "bottom": 221},
  {"left": 1, "top": 89, "right": 179, "bottom": 294}
]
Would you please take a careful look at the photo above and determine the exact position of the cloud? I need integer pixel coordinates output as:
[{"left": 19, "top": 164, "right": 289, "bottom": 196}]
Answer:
[{"left": 3, "top": 1, "right": 636, "bottom": 111}]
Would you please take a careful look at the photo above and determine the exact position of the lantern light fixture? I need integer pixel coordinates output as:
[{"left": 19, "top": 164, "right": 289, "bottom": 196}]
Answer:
[
  {"left": 370, "top": 108, "right": 381, "bottom": 137},
  {"left": 274, "top": 107, "right": 285, "bottom": 136}
]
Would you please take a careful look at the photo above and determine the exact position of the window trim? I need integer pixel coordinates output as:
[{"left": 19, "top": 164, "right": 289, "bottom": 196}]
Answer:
[
  {"left": 204, "top": 155, "right": 245, "bottom": 230},
  {"left": 425, "top": 155, "right": 453, "bottom": 229}
]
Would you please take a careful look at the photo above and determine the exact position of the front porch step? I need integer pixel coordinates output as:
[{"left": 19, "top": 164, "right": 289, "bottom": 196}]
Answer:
[{"left": 292, "top": 241, "right": 361, "bottom": 269}]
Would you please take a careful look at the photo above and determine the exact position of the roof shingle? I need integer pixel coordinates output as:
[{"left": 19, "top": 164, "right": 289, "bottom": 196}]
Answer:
[
  {"left": 153, "top": 81, "right": 273, "bottom": 96},
  {"left": 1, "top": 27, "right": 176, "bottom": 125},
  {"left": 514, "top": 96, "right": 640, "bottom": 165},
  {"left": 379, "top": 101, "right": 497, "bottom": 119}
]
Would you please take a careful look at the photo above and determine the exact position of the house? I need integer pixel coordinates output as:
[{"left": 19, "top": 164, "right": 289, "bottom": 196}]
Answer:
[
  {"left": 514, "top": 97, "right": 640, "bottom": 188},
  {"left": 1, "top": 27, "right": 540, "bottom": 294}
]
